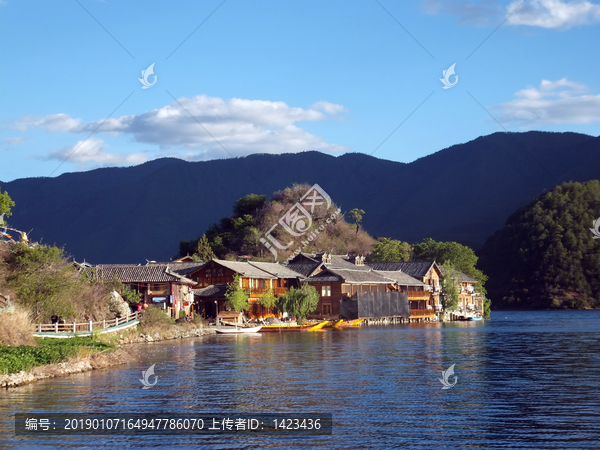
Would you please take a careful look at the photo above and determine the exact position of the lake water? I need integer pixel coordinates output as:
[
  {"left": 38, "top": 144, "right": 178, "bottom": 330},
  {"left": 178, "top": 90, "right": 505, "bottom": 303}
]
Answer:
[{"left": 2, "top": 310, "right": 600, "bottom": 449}]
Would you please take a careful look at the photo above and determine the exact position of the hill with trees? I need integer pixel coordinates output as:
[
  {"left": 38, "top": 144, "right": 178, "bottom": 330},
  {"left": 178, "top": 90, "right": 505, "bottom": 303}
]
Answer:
[
  {"left": 478, "top": 181, "right": 600, "bottom": 309},
  {"left": 178, "top": 183, "right": 375, "bottom": 261}
]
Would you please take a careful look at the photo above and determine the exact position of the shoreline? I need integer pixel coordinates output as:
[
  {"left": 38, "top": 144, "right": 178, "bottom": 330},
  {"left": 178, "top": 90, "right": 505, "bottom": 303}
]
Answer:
[{"left": 0, "top": 326, "right": 216, "bottom": 390}]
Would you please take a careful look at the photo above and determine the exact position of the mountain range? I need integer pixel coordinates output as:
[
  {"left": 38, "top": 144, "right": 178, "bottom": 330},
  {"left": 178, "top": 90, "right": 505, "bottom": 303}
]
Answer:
[{"left": 1, "top": 131, "right": 599, "bottom": 264}]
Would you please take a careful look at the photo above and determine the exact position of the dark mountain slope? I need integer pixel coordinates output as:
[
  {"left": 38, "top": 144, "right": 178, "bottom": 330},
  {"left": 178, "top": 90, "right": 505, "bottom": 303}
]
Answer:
[{"left": 2, "top": 131, "right": 598, "bottom": 263}]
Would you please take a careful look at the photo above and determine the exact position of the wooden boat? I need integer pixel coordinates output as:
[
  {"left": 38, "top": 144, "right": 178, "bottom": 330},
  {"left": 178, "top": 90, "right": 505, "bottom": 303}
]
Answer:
[
  {"left": 324, "top": 319, "right": 344, "bottom": 328},
  {"left": 259, "top": 321, "right": 328, "bottom": 332},
  {"left": 215, "top": 325, "right": 262, "bottom": 334},
  {"left": 337, "top": 318, "right": 365, "bottom": 327}
]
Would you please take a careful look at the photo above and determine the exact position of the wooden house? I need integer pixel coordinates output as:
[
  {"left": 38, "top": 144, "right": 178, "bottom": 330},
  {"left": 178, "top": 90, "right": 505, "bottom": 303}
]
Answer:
[
  {"left": 95, "top": 263, "right": 202, "bottom": 318},
  {"left": 287, "top": 253, "right": 427, "bottom": 320},
  {"left": 307, "top": 267, "right": 399, "bottom": 319},
  {"left": 367, "top": 261, "right": 443, "bottom": 318},
  {"left": 438, "top": 268, "right": 484, "bottom": 317},
  {"left": 189, "top": 259, "right": 303, "bottom": 319}
]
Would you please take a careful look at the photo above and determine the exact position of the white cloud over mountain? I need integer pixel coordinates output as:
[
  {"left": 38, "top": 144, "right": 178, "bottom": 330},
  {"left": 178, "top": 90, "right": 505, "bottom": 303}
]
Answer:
[
  {"left": 15, "top": 95, "right": 349, "bottom": 165},
  {"left": 46, "top": 138, "right": 148, "bottom": 169},
  {"left": 497, "top": 78, "right": 600, "bottom": 126}
]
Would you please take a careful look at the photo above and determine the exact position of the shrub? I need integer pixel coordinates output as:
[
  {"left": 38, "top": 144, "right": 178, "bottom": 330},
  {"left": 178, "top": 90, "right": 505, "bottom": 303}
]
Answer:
[{"left": 140, "top": 306, "right": 175, "bottom": 332}]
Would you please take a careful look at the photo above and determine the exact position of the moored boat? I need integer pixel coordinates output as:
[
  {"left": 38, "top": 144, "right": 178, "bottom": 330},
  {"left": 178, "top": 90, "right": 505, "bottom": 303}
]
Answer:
[
  {"left": 215, "top": 326, "right": 262, "bottom": 334},
  {"left": 468, "top": 317, "right": 483, "bottom": 321},
  {"left": 259, "top": 321, "right": 328, "bottom": 332}
]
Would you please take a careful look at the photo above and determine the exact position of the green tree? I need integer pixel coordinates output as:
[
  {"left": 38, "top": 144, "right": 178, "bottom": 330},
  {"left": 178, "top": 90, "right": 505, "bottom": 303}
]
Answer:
[
  {"left": 368, "top": 238, "right": 412, "bottom": 262},
  {"left": 225, "top": 274, "right": 249, "bottom": 312},
  {"left": 413, "top": 238, "right": 480, "bottom": 277},
  {"left": 440, "top": 261, "right": 460, "bottom": 311},
  {"left": 348, "top": 208, "right": 365, "bottom": 236},
  {"left": 276, "top": 283, "right": 320, "bottom": 324},
  {"left": 193, "top": 234, "right": 216, "bottom": 262},
  {"left": 259, "top": 287, "right": 278, "bottom": 312},
  {"left": 0, "top": 190, "right": 15, "bottom": 225},
  {"left": 4, "top": 243, "right": 78, "bottom": 322},
  {"left": 233, "top": 194, "right": 267, "bottom": 217}
]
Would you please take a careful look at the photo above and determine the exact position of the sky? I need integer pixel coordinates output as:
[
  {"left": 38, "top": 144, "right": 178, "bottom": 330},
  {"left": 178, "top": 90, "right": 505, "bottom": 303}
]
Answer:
[{"left": 1, "top": 0, "right": 600, "bottom": 182}]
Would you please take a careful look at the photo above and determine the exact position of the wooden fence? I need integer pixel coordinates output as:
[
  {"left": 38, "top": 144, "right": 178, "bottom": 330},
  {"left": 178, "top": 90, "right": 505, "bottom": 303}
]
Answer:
[{"left": 32, "top": 311, "right": 142, "bottom": 337}]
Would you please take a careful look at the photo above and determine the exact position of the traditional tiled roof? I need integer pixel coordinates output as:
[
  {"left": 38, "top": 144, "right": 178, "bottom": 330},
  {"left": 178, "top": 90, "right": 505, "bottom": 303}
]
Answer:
[
  {"left": 367, "top": 261, "right": 437, "bottom": 278},
  {"left": 212, "top": 260, "right": 277, "bottom": 279},
  {"left": 292, "top": 253, "right": 370, "bottom": 271},
  {"left": 309, "top": 268, "right": 394, "bottom": 284},
  {"left": 327, "top": 255, "right": 370, "bottom": 271},
  {"left": 459, "top": 273, "right": 478, "bottom": 282},
  {"left": 193, "top": 284, "right": 228, "bottom": 297},
  {"left": 96, "top": 264, "right": 185, "bottom": 283},
  {"left": 248, "top": 262, "right": 304, "bottom": 278},
  {"left": 283, "top": 262, "right": 322, "bottom": 277},
  {"left": 439, "top": 266, "right": 478, "bottom": 283},
  {"left": 374, "top": 270, "right": 426, "bottom": 286},
  {"left": 164, "top": 261, "right": 207, "bottom": 277}
]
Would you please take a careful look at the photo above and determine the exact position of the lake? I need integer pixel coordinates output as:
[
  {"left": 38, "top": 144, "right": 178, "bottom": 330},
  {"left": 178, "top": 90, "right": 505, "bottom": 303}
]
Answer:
[{"left": 2, "top": 310, "right": 600, "bottom": 449}]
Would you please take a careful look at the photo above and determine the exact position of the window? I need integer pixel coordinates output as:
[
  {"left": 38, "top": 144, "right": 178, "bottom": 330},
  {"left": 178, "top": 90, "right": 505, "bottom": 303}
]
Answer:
[
  {"left": 321, "top": 285, "right": 331, "bottom": 297},
  {"left": 323, "top": 304, "right": 332, "bottom": 315},
  {"left": 341, "top": 284, "right": 351, "bottom": 294}
]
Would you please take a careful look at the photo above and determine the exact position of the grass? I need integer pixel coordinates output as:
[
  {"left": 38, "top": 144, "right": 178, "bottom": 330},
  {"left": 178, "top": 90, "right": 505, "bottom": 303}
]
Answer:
[
  {"left": 0, "top": 304, "right": 35, "bottom": 346},
  {"left": 0, "top": 336, "right": 113, "bottom": 375}
]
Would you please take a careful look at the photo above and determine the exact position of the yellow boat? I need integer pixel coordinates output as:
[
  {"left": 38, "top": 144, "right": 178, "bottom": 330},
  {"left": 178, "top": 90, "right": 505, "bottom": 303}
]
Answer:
[
  {"left": 259, "top": 321, "right": 329, "bottom": 332},
  {"left": 337, "top": 318, "right": 365, "bottom": 327},
  {"left": 324, "top": 319, "right": 344, "bottom": 328}
]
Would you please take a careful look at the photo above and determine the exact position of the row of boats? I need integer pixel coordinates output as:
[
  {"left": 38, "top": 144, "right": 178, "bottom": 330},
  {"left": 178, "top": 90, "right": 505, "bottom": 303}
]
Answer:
[{"left": 214, "top": 319, "right": 364, "bottom": 334}]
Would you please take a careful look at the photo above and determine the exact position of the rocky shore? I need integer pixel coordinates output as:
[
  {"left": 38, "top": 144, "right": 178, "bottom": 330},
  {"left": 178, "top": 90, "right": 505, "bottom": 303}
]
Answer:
[{"left": 0, "top": 326, "right": 216, "bottom": 389}]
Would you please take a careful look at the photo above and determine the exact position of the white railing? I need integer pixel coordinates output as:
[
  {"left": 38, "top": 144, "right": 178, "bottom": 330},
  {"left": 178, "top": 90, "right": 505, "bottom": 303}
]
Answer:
[{"left": 33, "top": 311, "right": 142, "bottom": 334}]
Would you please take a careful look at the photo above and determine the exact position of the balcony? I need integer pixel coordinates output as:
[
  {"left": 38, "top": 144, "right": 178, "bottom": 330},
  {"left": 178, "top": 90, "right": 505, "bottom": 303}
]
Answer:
[
  {"left": 410, "top": 308, "right": 435, "bottom": 318},
  {"left": 407, "top": 291, "right": 431, "bottom": 300}
]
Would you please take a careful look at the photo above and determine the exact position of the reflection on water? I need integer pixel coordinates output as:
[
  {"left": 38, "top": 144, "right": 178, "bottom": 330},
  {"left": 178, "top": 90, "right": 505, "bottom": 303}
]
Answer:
[{"left": 2, "top": 311, "right": 600, "bottom": 449}]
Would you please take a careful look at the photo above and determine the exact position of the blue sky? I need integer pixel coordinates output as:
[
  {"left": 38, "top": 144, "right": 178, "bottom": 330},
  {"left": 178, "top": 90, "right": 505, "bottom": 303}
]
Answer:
[{"left": 1, "top": 0, "right": 600, "bottom": 182}]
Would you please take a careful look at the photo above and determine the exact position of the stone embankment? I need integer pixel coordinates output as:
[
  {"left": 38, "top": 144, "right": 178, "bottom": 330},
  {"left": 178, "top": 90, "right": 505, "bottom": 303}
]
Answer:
[{"left": 1, "top": 326, "right": 216, "bottom": 389}]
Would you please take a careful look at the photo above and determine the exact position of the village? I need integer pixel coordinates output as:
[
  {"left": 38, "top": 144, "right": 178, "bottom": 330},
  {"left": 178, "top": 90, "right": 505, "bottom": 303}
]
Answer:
[{"left": 86, "top": 252, "right": 484, "bottom": 329}]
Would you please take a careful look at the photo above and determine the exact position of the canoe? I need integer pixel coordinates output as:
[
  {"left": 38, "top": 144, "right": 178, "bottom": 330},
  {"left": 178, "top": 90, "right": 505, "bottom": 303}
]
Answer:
[
  {"left": 259, "top": 321, "right": 328, "bottom": 332},
  {"left": 215, "top": 326, "right": 262, "bottom": 334},
  {"left": 324, "top": 319, "right": 344, "bottom": 328}
]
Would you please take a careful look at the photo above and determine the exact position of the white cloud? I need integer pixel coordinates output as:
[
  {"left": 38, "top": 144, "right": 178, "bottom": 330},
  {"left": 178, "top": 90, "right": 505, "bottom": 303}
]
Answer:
[
  {"left": 497, "top": 78, "right": 600, "bottom": 126},
  {"left": 2, "top": 137, "right": 23, "bottom": 145},
  {"left": 14, "top": 113, "right": 82, "bottom": 132},
  {"left": 507, "top": 0, "right": 600, "bottom": 28},
  {"left": 422, "top": 0, "right": 503, "bottom": 26},
  {"left": 15, "top": 95, "right": 348, "bottom": 160},
  {"left": 422, "top": 0, "right": 600, "bottom": 28},
  {"left": 46, "top": 138, "right": 148, "bottom": 168}
]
